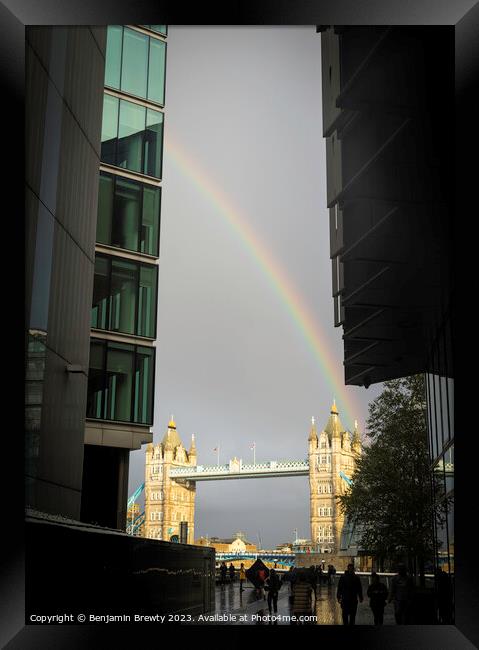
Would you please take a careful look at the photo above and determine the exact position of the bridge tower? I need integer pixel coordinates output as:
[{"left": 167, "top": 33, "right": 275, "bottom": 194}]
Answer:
[
  {"left": 309, "top": 402, "right": 362, "bottom": 553},
  {"left": 144, "top": 417, "right": 196, "bottom": 543}
]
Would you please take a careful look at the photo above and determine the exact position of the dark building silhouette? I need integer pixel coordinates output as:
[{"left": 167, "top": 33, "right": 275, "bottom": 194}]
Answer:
[{"left": 319, "top": 25, "right": 454, "bottom": 619}]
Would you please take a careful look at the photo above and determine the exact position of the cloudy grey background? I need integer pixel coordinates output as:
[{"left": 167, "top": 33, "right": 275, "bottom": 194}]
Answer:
[{"left": 128, "top": 26, "right": 382, "bottom": 549}]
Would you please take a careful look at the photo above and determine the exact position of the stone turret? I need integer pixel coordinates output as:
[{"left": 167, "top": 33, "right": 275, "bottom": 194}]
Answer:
[
  {"left": 342, "top": 430, "right": 351, "bottom": 452},
  {"left": 189, "top": 434, "right": 197, "bottom": 463},
  {"left": 144, "top": 416, "right": 197, "bottom": 544},
  {"left": 309, "top": 416, "right": 318, "bottom": 452},
  {"left": 352, "top": 419, "right": 362, "bottom": 455}
]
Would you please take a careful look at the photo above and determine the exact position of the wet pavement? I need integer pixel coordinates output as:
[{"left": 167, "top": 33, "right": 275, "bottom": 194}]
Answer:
[{"left": 205, "top": 577, "right": 396, "bottom": 625}]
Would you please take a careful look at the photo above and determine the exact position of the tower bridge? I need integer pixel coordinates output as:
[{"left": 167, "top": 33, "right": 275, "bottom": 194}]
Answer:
[{"left": 135, "top": 403, "right": 362, "bottom": 549}]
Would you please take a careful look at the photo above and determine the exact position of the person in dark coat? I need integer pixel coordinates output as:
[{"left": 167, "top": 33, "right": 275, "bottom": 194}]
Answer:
[
  {"left": 327, "top": 564, "right": 334, "bottom": 586},
  {"left": 220, "top": 561, "right": 227, "bottom": 585},
  {"left": 228, "top": 563, "right": 235, "bottom": 584},
  {"left": 435, "top": 568, "right": 453, "bottom": 624},
  {"left": 388, "top": 565, "right": 414, "bottom": 624},
  {"left": 292, "top": 570, "right": 313, "bottom": 620},
  {"left": 265, "top": 568, "right": 282, "bottom": 613},
  {"left": 367, "top": 572, "right": 388, "bottom": 626},
  {"left": 309, "top": 565, "right": 317, "bottom": 598},
  {"left": 337, "top": 563, "right": 363, "bottom": 625},
  {"left": 315, "top": 564, "right": 323, "bottom": 589}
]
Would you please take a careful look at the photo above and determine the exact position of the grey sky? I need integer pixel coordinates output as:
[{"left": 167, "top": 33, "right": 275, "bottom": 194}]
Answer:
[{"left": 128, "top": 26, "right": 382, "bottom": 549}]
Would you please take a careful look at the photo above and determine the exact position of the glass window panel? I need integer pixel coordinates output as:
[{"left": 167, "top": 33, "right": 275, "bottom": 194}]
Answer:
[
  {"left": 97, "top": 173, "right": 114, "bottom": 245},
  {"left": 141, "top": 186, "right": 160, "bottom": 255},
  {"left": 106, "top": 343, "right": 134, "bottom": 421},
  {"left": 112, "top": 177, "right": 141, "bottom": 251},
  {"left": 148, "top": 38, "right": 166, "bottom": 104},
  {"left": 440, "top": 376, "right": 450, "bottom": 445},
  {"left": 134, "top": 346, "right": 154, "bottom": 424},
  {"left": 87, "top": 340, "right": 106, "bottom": 419},
  {"left": 101, "top": 94, "right": 119, "bottom": 165},
  {"left": 118, "top": 100, "right": 145, "bottom": 173},
  {"left": 143, "top": 108, "right": 163, "bottom": 177},
  {"left": 138, "top": 265, "right": 157, "bottom": 337},
  {"left": 121, "top": 28, "right": 149, "bottom": 98},
  {"left": 447, "top": 502, "right": 454, "bottom": 573},
  {"left": 148, "top": 25, "right": 167, "bottom": 35},
  {"left": 91, "top": 256, "right": 110, "bottom": 330},
  {"left": 447, "top": 377, "right": 454, "bottom": 441},
  {"left": 105, "top": 25, "right": 123, "bottom": 89},
  {"left": 444, "top": 444, "right": 454, "bottom": 494},
  {"left": 109, "top": 259, "right": 138, "bottom": 334},
  {"left": 433, "top": 373, "right": 442, "bottom": 454},
  {"left": 429, "top": 373, "right": 439, "bottom": 461}
]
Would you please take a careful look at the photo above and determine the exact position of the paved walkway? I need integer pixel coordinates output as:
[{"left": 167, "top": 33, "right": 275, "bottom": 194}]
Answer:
[{"left": 203, "top": 578, "right": 396, "bottom": 625}]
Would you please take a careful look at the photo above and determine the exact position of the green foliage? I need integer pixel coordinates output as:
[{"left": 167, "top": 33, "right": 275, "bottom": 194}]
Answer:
[{"left": 338, "top": 375, "right": 442, "bottom": 569}]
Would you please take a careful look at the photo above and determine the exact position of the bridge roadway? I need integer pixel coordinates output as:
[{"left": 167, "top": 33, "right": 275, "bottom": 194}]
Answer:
[{"left": 169, "top": 459, "right": 309, "bottom": 481}]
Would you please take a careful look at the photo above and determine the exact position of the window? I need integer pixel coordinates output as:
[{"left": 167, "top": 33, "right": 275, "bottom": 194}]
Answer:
[
  {"left": 87, "top": 339, "right": 155, "bottom": 424},
  {"left": 148, "top": 37, "right": 167, "bottom": 104},
  {"left": 118, "top": 100, "right": 144, "bottom": 173},
  {"left": 101, "top": 94, "right": 164, "bottom": 178},
  {"left": 145, "top": 25, "right": 168, "bottom": 36},
  {"left": 121, "top": 28, "right": 149, "bottom": 98},
  {"left": 97, "top": 171, "right": 161, "bottom": 256},
  {"left": 101, "top": 94, "right": 119, "bottom": 166},
  {"left": 105, "top": 25, "right": 123, "bottom": 88},
  {"left": 92, "top": 254, "right": 158, "bottom": 338},
  {"left": 105, "top": 26, "right": 167, "bottom": 105}
]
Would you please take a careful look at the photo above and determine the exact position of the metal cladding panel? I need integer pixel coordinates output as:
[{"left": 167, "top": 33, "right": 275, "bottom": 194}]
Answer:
[
  {"left": 55, "top": 105, "right": 100, "bottom": 258},
  {"left": 25, "top": 26, "right": 106, "bottom": 518},
  {"left": 322, "top": 27, "right": 453, "bottom": 386},
  {"left": 63, "top": 27, "right": 106, "bottom": 158},
  {"left": 47, "top": 220, "right": 94, "bottom": 369},
  {"left": 321, "top": 28, "right": 341, "bottom": 137}
]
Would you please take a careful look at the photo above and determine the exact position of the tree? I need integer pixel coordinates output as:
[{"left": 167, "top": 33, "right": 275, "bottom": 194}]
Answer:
[{"left": 338, "top": 375, "right": 446, "bottom": 585}]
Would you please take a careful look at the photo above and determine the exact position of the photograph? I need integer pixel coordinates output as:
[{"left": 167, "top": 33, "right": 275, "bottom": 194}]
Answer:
[{"left": 9, "top": 3, "right": 477, "bottom": 647}]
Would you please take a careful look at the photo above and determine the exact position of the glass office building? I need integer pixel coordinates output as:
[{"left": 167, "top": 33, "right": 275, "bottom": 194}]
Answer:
[{"left": 82, "top": 26, "right": 167, "bottom": 529}]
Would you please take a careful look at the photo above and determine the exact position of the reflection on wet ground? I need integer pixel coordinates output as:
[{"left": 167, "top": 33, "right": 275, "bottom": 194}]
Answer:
[{"left": 211, "top": 578, "right": 396, "bottom": 625}]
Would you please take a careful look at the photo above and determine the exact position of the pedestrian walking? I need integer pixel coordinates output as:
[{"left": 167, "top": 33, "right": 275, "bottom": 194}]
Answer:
[
  {"left": 309, "top": 565, "right": 317, "bottom": 599},
  {"left": 292, "top": 570, "right": 313, "bottom": 622},
  {"left": 265, "top": 568, "right": 282, "bottom": 614},
  {"left": 239, "top": 563, "right": 246, "bottom": 592},
  {"left": 316, "top": 564, "right": 324, "bottom": 588},
  {"left": 367, "top": 572, "right": 388, "bottom": 626},
  {"left": 388, "top": 564, "right": 415, "bottom": 624},
  {"left": 327, "top": 564, "right": 334, "bottom": 586},
  {"left": 336, "top": 563, "right": 363, "bottom": 625},
  {"left": 435, "top": 568, "right": 453, "bottom": 624},
  {"left": 229, "top": 563, "right": 235, "bottom": 584},
  {"left": 220, "top": 561, "right": 227, "bottom": 586}
]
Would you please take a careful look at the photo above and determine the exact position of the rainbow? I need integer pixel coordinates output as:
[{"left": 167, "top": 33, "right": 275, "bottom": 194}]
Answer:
[{"left": 164, "top": 137, "right": 362, "bottom": 430}]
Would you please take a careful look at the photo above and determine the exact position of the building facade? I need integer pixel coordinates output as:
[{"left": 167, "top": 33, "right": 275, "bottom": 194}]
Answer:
[
  {"left": 82, "top": 25, "right": 167, "bottom": 529},
  {"left": 309, "top": 402, "right": 361, "bottom": 553},
  {"left": 26, "top": 26, "right": 106, "bottom": 519},
  {"left": 144, "top": 418, "right": 197, "bottom": 544},
  {"left": 319, "top": 24, "right": 454, "bottom": 610},
  {"left": 194, "top": 535, "right": 257, "bottom": 554}
]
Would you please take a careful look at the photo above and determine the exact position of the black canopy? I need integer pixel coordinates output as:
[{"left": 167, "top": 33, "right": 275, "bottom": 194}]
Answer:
[{"left": 245, "top": 559, "right": 270, "bottom": 587}]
